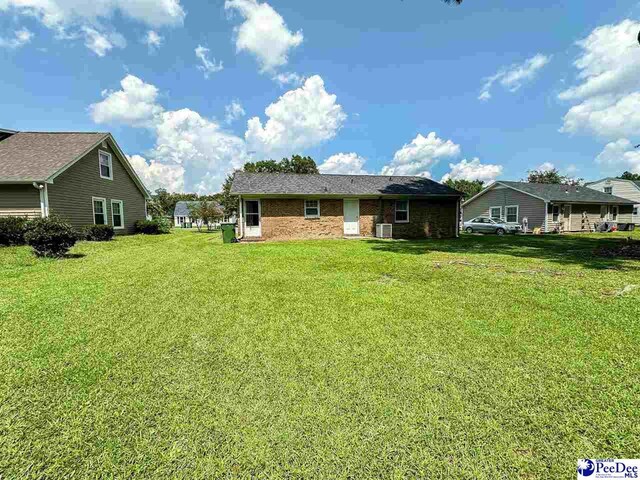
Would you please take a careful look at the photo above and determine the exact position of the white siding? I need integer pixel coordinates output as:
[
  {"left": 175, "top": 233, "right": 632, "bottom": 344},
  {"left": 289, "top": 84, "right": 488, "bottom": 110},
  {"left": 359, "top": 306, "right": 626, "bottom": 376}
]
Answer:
[{"left": 587, "top": 179, "right": 640, "bottom": 224}]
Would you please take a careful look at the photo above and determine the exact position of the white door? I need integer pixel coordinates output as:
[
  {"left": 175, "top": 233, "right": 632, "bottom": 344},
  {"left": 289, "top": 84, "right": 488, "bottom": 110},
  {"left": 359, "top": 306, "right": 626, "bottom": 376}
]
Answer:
[
  {"left": 244, "top": 199, "right": 261, "bottom": 237},
  {"left": 343, "top": 199, "right": 359, "bottom": 235}
]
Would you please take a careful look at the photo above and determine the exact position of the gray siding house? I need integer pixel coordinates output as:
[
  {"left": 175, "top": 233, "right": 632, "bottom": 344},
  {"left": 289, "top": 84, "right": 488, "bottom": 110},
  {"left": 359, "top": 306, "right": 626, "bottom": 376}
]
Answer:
[
  {"left": 586, "top": 178, "right": 640, "bottom": 225},
  {"left": 463, "top": 181, "right": 636, "bottom": 232},
  {"left": 0, "top": 130, "right": 150, "bottom": 234}
]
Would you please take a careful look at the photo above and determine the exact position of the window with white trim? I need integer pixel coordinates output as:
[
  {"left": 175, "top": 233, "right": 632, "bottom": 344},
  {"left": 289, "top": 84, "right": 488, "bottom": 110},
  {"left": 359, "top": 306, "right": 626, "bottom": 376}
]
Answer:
[
  {"left": 395, "top": 200, "right": 409, "bottom": 223},
  {"left": 505, "top": 205, "right": 518, "bottom": 223},
  {"left": 111, "top": 200, "right": 124, "bottom": 229},
  {"left": 603, "top": 186, "right": 613, "bottom": 194},
  {"left": 611, "top": 206, "right": 618, "bottom": 221},
  {"left": 99, "top": 150, "right": 113, "bottom": 180},
  {"left": 634, "top": 206, "right": 638, "bottom": 216},
  {"left": 304, "top": 200, "right": 320, "bottom": 218},
  {"left": 552, "top": 205, "right": 560, "bottom": 222},
  {"left": 489, "top": 206, "right": 502, "bottom": 220},
  {"left": 92, "top": 197, "right": 107, "bottom": 225}
]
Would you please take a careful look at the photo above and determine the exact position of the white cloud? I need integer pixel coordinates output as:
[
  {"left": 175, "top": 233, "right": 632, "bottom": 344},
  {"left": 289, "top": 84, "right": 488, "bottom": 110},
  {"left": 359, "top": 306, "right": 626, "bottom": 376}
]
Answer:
[
  {"left": 151, "top": 109, "right": 249, "bottom": 193},
  {"left": 560, "top": 92, "right": 640, "bottom": 138},
  {"left": 441, "top": 158, "right": 503, "bottom": 183},
  {"left": 224, "top": 0, "right": 303, "bottom": 73},
  {"left": 82, "top": 26, "right": 125, "bottom": 56},
  {"left": 91, "top": 75, "right": 250, "bottom": 193},
  {"left": 537, "top": 162, "right": 555, "bottom": 171},
  {"left": 224, "top": 100, "right": 245, "bottom": 124},
  {"left": 479, "top": 53, "right": 551, "bottom": 101},
  {"left": 595, "top": 138, "right": 640, "bottom": 174},
  {"left": 195, "top": 45, "right": 223, "bottom": 78},
  {"left": 0, "top": 0, "right": 185, "bottom": 29},
  {"left": 89, "top": 74, "right": 163, "bottom": 127},
  {"left": 0, "top": 27, "right": 33, "bottom": 48},
  {"left": 381, "top": 132, "right": 460, "bottom": 177},
  {"left": 144, "top": 30, "right": 163, "bottom": 52},
  {"left": 128, "top": 154, "right": 184, "bottom": 192},
  {"left": 318, "top": 153, "right": 369, "bottom": 175},
  {"left": 559, "top": 20, "right": 640, "bottom": 139},
  {"left": 245, "top": 75, "right": 346, "bottom": 157},
  {"left": 0, "top": 0, "right": 184, "bottom": 55},
  {"left": 273, "top": 71, "right": 304, "bottom": 87}
]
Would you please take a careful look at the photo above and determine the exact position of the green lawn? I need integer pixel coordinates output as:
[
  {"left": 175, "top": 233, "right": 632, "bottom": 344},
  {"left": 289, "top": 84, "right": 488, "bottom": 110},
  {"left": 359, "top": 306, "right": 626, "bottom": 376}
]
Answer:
[{"left": 1, "top": 231, "right": 639, "bottom": 478}]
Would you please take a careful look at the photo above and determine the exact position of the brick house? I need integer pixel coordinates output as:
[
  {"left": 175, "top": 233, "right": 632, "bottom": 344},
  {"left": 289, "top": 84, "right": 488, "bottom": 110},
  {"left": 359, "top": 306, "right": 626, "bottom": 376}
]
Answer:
[{"left": 230, "top": 172, "right": 463, "bottom": 241}]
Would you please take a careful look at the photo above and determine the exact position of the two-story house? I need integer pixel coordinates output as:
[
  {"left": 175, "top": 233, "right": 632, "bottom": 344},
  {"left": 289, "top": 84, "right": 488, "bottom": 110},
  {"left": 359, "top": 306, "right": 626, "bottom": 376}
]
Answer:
[
  {"left": 586, "top": 177, "right": 640, "bottom": 225},
  {"left": 0, "top": 130, "right": 150, "bottom": 234}
]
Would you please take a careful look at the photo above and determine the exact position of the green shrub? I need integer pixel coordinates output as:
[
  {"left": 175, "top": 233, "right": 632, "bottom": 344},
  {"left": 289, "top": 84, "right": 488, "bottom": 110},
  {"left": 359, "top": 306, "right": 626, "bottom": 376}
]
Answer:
[
  {"left": 24, "top": 216, "right": 79, "bottom": 258},
  {"left": 135, "top": 218, "right": 171, "bottom": 235},
  {"left": 0, "top": 217, "right": 29, "bottom": 246},
  {"left": 82, "top": 224, "right": 115, "bottom": 242}
]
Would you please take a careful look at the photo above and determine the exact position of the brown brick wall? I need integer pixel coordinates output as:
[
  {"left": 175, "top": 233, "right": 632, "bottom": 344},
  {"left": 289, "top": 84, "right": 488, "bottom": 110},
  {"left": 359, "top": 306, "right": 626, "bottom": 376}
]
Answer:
[
  {"left": 261, "top": 198, "right": 343, "bottom": 240},
  {"left": 256, "top": 197, "right": 458, "bottom": 240}
]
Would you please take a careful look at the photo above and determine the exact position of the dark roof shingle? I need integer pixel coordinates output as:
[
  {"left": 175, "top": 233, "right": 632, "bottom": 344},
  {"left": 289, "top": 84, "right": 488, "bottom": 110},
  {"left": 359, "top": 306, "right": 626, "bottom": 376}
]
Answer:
[
  {"left": 498, "top": 181, "right": 635, "bottom": 204},
  {"left": 231, "top": 172, "right": 462, "bottom": 196},
  {"left": 0, "top": 132, "right": 107, "bottom": 181}
]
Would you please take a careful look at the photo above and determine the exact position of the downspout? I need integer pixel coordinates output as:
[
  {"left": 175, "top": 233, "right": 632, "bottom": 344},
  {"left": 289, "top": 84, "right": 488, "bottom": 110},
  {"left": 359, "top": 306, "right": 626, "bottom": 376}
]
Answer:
[
  {"left": 238, "top": 195, "right": 243, "bottom": 239},
  {"left": 456, "top": 197, "right": 460, "bottom": 238},
  {"left": 32, "top": 182, "right": 49, "bottom": 218},
  {"left": 544, "top": 201, "right": 548, "bottom": 233}
]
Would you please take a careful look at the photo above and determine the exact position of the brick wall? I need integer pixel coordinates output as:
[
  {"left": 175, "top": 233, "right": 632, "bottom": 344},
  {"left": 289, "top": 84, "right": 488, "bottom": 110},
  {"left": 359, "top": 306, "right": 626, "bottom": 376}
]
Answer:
[
  {"left": 261, "top": 198, "right": 343, "bottom": 240},
  {"left": 257, "top": 197, "right": 458, "bottom": 240}
]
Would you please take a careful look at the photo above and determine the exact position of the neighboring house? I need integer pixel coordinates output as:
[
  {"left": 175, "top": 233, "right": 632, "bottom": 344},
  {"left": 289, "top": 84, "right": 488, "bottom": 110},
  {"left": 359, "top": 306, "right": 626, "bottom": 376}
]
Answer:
[
  {"left": 230, "top": 172, "right": 463, "bottom": 241},
  {"left": 0, "top": 130, "right": 150, "bottom": 234},
  {"left": 173, "top": 200, "right": 234, "bottom": 228},
  {"left": 174, "top": 201, "right": 200, "bottom": 228},
  {"left": 462, "top": 181, "right": 636, "bottom": 232},
  {"left": 585, "top": 177, "right": 640, "bottom": 225}
]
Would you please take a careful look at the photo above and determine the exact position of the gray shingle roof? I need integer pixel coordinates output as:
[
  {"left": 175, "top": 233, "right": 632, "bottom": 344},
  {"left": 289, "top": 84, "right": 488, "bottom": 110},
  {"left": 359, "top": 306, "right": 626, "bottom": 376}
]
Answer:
[
  {"left": 0, "top": 132, "right": 108, "bottom": 181},
  {"left": 173, "top": 200, "right": 223, "bottom": 216},
  {"left": 231, "top": 172, "right": 462, "bottom": 197},
  {"left": 498, "top": 181, "right": 635, "bottom": 204},
  {"left": 174, "top": 201, "right": 201, "bottom": 217}
]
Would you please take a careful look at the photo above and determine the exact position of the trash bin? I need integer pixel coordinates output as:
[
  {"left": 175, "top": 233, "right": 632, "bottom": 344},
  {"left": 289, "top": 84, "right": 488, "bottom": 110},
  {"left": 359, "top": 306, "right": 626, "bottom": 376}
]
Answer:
[{"left": 220, "top": 222, "right": 236, "bottom": 243}]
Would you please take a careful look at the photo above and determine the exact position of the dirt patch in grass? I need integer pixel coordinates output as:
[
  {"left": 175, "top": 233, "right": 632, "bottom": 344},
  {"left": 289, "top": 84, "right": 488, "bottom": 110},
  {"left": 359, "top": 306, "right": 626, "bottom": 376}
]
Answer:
[{"left": 595, "top": 237, "right": 640, "bottom": 259}]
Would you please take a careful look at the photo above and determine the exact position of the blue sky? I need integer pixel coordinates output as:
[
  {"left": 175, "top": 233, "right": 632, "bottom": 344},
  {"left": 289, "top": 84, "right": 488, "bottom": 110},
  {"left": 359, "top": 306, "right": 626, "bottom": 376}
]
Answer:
[{"left": 1, "top": 0, "right": 640, "bottom": 193}]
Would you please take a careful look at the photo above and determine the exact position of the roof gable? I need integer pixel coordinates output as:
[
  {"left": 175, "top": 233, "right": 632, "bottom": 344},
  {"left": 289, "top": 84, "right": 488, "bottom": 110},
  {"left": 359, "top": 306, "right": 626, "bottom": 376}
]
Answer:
[
  {"left": 0, "top": 131, "right": 150, "bottom": 198},
  {"left": 231, "top": 172, "right": 462, "bottom": 197},
  {"left": 0, "top": 132, "right": 108, "bottom": 182}
]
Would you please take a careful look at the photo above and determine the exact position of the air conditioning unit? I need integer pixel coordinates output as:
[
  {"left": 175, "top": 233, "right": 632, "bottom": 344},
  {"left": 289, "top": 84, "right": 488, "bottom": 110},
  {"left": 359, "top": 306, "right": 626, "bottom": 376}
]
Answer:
[{"left": 376, "top": 223, "right": 393, "bottom": 238}]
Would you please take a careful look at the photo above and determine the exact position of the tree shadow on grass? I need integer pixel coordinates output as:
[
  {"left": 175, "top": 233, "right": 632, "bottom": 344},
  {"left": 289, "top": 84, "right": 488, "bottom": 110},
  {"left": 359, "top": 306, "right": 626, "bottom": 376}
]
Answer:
[{"left": 365, "top": 234, "right": 640, "bottom": 270}]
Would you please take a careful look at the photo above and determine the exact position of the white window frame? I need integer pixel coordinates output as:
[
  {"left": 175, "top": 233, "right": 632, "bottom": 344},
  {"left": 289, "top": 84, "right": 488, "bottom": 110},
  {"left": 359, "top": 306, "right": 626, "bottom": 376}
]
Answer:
[
  {"left": 603, "top": 186, "right": 613, "bottom": 194},
  {"left": 99, "top": 150, "right": 113, "bottom": 180},
  {"left": 92, "top": 197, "right": 108, "bottom": 225},
  {"left": 111, "top": 199, "right": 124, "bottom": 230},
  {"left": 304, "top": 199, "right": 320, "bottom": 219},
  {"left": 489, "top": 206, "right": 502, "bottom": 220},
  {"left": 505, "top": 205, "right": 519, "bottom": 223},
  {"left": 551, "top": 205, "right": 560, "bottom": 222},
  {"left": 395, "top": 200, "right": 409, "bottom": 223}
]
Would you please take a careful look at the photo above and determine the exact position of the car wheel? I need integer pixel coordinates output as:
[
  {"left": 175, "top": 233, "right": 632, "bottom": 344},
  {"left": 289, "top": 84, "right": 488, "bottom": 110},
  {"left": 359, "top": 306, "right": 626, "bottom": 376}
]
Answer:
[
  {"left": 496, "top": 228, "right": 505, "bottom": 236},
  {"left": 465, "top": 227, "right": 473, "bottom": 234}
]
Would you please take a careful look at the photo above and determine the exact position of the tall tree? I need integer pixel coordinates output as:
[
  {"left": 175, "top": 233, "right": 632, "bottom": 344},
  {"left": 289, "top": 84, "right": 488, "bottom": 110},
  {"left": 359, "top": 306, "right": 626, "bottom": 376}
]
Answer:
[
  {"left": 526, "top": 168, "right": 582, "bottom": 186},
  {"left": 243, "top": 155, "right": 319, "bottom": 174},
  {"left": 443, "top": 178, "right": 484, "bottom": 199},
  {"left": 220, "top": 173, "right": 239, "bottom": 217},
  {"left": 618, "top": 171, "right": 640, "bottom": 181}
]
